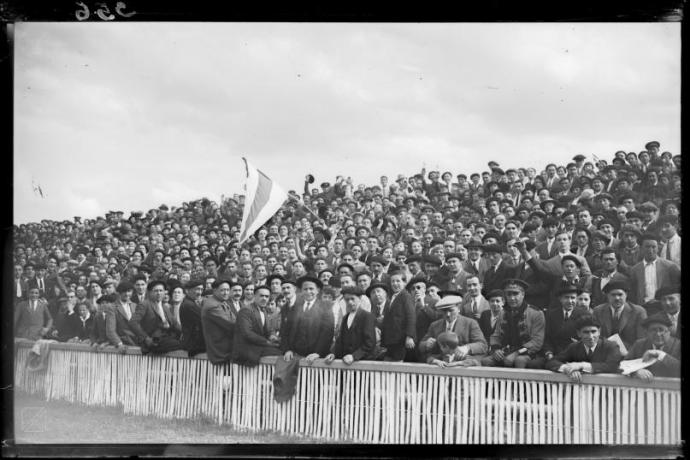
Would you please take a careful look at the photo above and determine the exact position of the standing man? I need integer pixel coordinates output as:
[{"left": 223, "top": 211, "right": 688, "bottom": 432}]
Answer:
[
  {"left": 629, "top": 234, "right": 681, "bottom": 305},
  {"left": 481, "top": 279, "right": 545, "bottom": 368},
  {"left": 232, "top": 285, "right": 282, "bottom": 366},
  {"left": 14, "top": 286, "right": 53, "bottom": 340},
  {"left": 592, "top": 280, "right": 647, "bottom": 351},
  {"left": 380, "top": 271, "right": 416, "bottom": 362},
  {"left": 324, "top": 286, "right": 377, "bottom": 365},
  {"left": 200, "top": 280, "right": 238, "bottom": 364},
  {"left": 479, "top": 289, "right": 505, "bottom": 343},
  {"left": 129, "top": 280, "right": 183, "bottom": 354},
  {"left": 179, "top": 279, "right": 206, "bottom": 357},
  {"left": 658, "top": 214, "right": 681, "bottom": 267},
  {"left": 280, "top": 276, "right": 334, "bottom": 364},
  {"left": 460, "top": 276, "right": 490, "bottom": 321}
]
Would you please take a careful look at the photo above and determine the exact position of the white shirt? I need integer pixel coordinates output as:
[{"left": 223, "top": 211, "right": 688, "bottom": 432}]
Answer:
[
  {"left": 546, "top": 237, "right": 555, "bottom": 255},
  {"left": 445, "top": 318, "right": 457, "bottom": 332},
  {"left": 599, "top": 270, "right": 617, "bottom": 289},
  {"left": 347, "top": 312, "right": 356, "bottom": 329},
  {"left": 303, "top": 299, "right": 314, "bottom": 312},
  {"left": 120, "top": 301, "right": 132, "bottom": 321},
  {"left": 661, "top": 234, "right": 681, "bottom": 266},
  {"left": 643, "top": 258, "right": 658, "bottom": 303},
  {"left": 259, "top": 309, "right": 265, "bottom": 327}
]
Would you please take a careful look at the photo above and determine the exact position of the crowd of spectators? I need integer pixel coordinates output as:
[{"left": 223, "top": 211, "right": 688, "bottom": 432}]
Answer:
[{"left": 13, "top": 141, "right": 681, "bottom": 382}]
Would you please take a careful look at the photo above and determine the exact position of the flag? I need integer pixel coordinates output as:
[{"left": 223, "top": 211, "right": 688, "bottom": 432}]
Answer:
[{"left": 238, "top": 157, "right": 289, "bottom": 244}]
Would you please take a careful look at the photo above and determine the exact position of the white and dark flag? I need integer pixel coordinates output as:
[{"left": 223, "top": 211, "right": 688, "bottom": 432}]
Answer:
[{"left": 238, "top": 157, "right": 288, "bottom": 244}]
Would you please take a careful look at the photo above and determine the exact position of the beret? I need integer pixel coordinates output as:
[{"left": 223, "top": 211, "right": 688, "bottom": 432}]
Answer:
[
  {"left": 657, "top": 214, "right": 678, "bottom": 226},
  {"left": 640, "top": 233, "right": 660, "bottom": 243},
  {"left": 619, "top": 225, "right": 642, "bottom": 239},
  {"left": 557, "top": 285, "right": 581, "bottom": 297},
  {"left": 185, "top": 278, "right": 205, "bottom": 289},
  {"left": 602, "top": 280, "right": 629, "bottom": 294},
  {"left": 296, "top": 275, "right": 323, "bottom": 289},
  {"left": 465, "top": 239, "right": 484, "bottom": 250},
  {"left": 365, "top": 282, "right": 390, "bottom": 297},
  {"left": 655, "top": 285, "right": 679, "bottom": 299},
  {"left": 266, "top": 274, "right": 285, "bottom": 285},
  {"left": 435, "top": 295, "right": 463, "bottom": 309},
  {"left": 406, "top": 276, "right": 428, "bottom": 291},
  {"left": 406, "top": 255, "right": 423, "bottom": 265},
  {"left": 482, "top": 243, "right": 503, "bottom": 255},
  {"left": 369, "top": 255, "right": 387, "bottom": 266},
  {"left": 642, "top": 313, "right": 671, "bottom": 329},
  {"left": 625, "top": 211, "right": 644, "bottom": 220},
  {"left": 340, "top": 286, "right": 363, "bottom": 296},
  {"left": 423, "top": 255, "right": 443, "bottom": 266},
  {"left": 561, "top": 254, "right": 582, "bottom": 268},
  {"left": 591, "top": 230, "right": 611, "bottom": 244},
  {"left": 502, "top": 279, "right": 529, "bottom": 291},
  {"left": 147, "top": 280, "right": 167, "bottom": 291},
  {"left": 485, "top": 289, "right": 505, "bottom": 300}
]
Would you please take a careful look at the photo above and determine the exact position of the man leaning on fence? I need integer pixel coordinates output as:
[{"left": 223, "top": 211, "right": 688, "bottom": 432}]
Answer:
[{"left": 324, "top": 286, "right": 376, "bottom": 365}]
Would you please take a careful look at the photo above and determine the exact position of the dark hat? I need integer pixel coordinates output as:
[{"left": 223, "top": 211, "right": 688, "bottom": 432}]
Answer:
[
  {"left": 482, "top": 243, "right": 503, "bottom": 255},
  {"left": 557, "top": 285, "right": 581, "bottom": 297},
  {"left": 147, "top": 280, "right": 167, "bottom": 291},
  {"left": 502, "top": 279, "right": 529, "bottom": 291},
  {"left": 281, "top": 278, "right": 298, "bottom": 287},
  {"left": 365, "top": 282, "right": 391, "bottom": 297},
  {"left": 444, "top": 252, "right": 463, "bottom": 262},
  {"left": 539, "top": 199, "right": 556, "bottom": 211},
  {"left": 406, "top": 255, "right": 423, "bottom": 265},
  {"left": 575, "top": 315, "right": 600, "bottom": 331},
  {"left": 642, "top": 313, "right": 672, "bottom": 329},
  {"left": 273, "top": 357, "right": 300, "bottom": 403},
  {"left": 573, "top": 154, "right": 586, "bottom": 162},
  {"left": 638, "top": 201, "right": 659, "bottom": 212},
  {"left": 306, "top": 174, "right": 315, "bottom": 184},
  {"left": 340, "top": 286, "right": 364, "bottom": 297},
  {"left": 97, "top": 293, "right": 118, "bottom": 304},
  {"left": 595, "top": 193, "right": 614, "bottom": 202},
  {"left": 644, "top": 141, "right": 660, "bottom": 150},
  {"left": 465, "top": 239, "right": 483, "bottom": 250},
  {"left": 640, "top": 233, "right": 660, "bottom": 244},
  {"left": 406, "top": 276, "right": 428, "bottom": 291},
  {"left": 438, "top": 290, "right": 464, "bottom": 298},
  {"left": 487, "top": 161, "right": 500, "bottom": 168},
  {"left": 320, "top": 182, "right": 330, "bottom": 188},
  {"left": 423, "top": 255, "right": 443, "bottom": 267},
  {"left": 185, "top": 278, "right": 205, "bottom": 289},
  {"left": 602, "top": 280, "right": 629, "bottom": 294},
  {"left": 296, "top": 275, "right": 323, "bottom": 289},
  {"left": 486, "top": 289, "right": 505, "bottom": 300},
  {"left": 491, "top": 167, "right": 505, "bottom": 176},
  {"left": 590, "top": 230, "right": 611, "bottom": 244},
  {"left": 368, "top": 255, "right": 387, "bottom": 266},
  {"left": 655, "top": 285, "right": 680, "bottom": 300},
  {"left": 266, "top": 274, "right": 285, "bottom": 285},
  {"left": 561, "top": 254, "right": 582, "bottom": 268},
  {"left": 138, "top": 264, "right": 153, "bottom": 274}
]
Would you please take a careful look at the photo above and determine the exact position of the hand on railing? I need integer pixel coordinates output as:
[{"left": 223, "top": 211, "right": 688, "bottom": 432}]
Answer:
[
  {"left": 632, "top": 369, "right": 654, "bottom": 382},
  {"left": 304, "top": 353, "right": 320, "bottom": 364},
  {"left": 405, "top": 337, "right": 415, "bottom": 350},
  {"left": 283, "top": 350, "right": 294, "bottom": 361},
  {"left": 324, "top": 353, "right": 335, "bottom": 365},
  {"left": 342, "top": 354, "right": 354, "bottom": 365}
]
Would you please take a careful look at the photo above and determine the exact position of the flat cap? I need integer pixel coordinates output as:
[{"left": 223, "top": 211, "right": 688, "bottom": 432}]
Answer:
[
  {"left": 296, "top": 275, "right": 323, "bottom": 289},
  {"left": 602, "top": 280, "right": 629, "bottom": 294},
  {"left": 502, "top": 279, "right": 529, "bottom": 291},
  {"left": 573, "top": 154, "right": 586, "bottom": 161},
  {"left": 365, "top": 282, "right": 391, "bottom": 297},
  {"left": 655, "top": 285, "right": 679, "bottom": 299},
  {"left": 435, "top": 295, "right": 463, "bottom": 309}
]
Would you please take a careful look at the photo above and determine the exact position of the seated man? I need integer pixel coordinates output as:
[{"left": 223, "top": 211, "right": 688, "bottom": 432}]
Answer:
[
  {"left": 231, "top": 285, "right": 282, "bottom": 366},
  {"left": 478, "top": 289, "right": 504, "bottom": 343},
  {"left": 201, "top": 280, "right": 238, "bottom": 364},
  {"left": 130, "top": 280, "right": 183, "bottom": 354},
  {"left": 481, "top": 279, "right": 545, "bottom": 368},
  {"left": 418, "top": 294, "right": 487, "bottom": 364},
  {"left": 89, "top": 294, "right": 127, "bottom": 352},
  {"left": 427, "top": 331, "right": 482, "bottom": 368},
  {"left": 546, "top": 315, "right": 623, "bottom": 383},
  {"left": 325, "top": 286, "right": 377, "bottom": 365},
  {"left": 64, "top": 302, "right": 94, "bottom": 344},
  {"left": 625, "top": 314, "right": 680, "bottom": 380}
]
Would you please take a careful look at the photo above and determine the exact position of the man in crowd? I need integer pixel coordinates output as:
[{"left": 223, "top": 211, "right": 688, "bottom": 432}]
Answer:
[
  {"left": 418, "top": 294, "right": 487, "bottom": 364},
  {"left": 625, "top": 314, "right": 680, "bottom": 380},
  {"left": 481, "top": 279, "right": 545, "bottom": 368},
  {"left": 130, "top": 280, "right": 183, "bottom": 354},
  {"left": 324, "top": 286, "right": 377, "bottom": 365},
  {"left": 179, "top": 279, "right": 206, "bottom": 357},
  {"left": 380, "top": 271, "right": 416, "bottom": 362},
  {"left": 200, "top": 280, "right": 238, "bottom": 364},
  {"left": 591, "top": 280, "right": 647, "bottom": 352},
  {"left": 232, "top": 285, "right": 282, "bottom": 366},
  {"left": 14, "top": 286, "right": 53, "bottom": 340},
  {"left": 546, "top": 315, "right": 623, "bottom": 382},
  {"left": 628, "top": 234, "right": 680, "bottom": 305}
]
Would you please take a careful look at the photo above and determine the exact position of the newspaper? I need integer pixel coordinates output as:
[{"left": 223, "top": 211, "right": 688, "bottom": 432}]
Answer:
[
  {"left": 607, "top": 333, "right": 628, "bottom": 357},
  {"left": 619, "top": 357, "right": 657, "bottom": 376}
]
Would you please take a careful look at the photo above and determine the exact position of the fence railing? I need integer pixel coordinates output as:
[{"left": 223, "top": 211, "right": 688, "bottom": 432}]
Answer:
[{"left": 14, "top": 340, "right": 681, "bottom": 444}]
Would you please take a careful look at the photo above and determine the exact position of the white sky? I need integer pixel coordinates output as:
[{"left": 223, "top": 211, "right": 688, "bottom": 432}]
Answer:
[{"left": 14, "top": 22, "right": 680, "bottom": 224}]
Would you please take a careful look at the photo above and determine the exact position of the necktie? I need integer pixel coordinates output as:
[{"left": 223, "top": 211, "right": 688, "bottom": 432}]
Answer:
[
  {"left": 39, "top": 279, "right": 43, "bottom": 291},
  {"left": 666, "top": 241, "right": 671, "bottom": 259},
  {"left": 32, "top": 301, "right": 36, "bottom": 312},
  {"left": 564, "top": 311, "right": 570, "bottom": 321},
  {"left": 446, "top": 322, "right": 452, "bottom": 332},
  {"left": 586, "top": 347, "right": 592, "bottom": 358},
  {"left": 304, "top": 301, "right": 312, "bottom": 312},
  {"left": 472, "top": 298, "right": 477, "bottom": 315}
]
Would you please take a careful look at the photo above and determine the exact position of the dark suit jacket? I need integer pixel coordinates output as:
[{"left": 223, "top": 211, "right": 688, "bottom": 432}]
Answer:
[
  {"left": 414, "top": 295, "right": 440, "bottom": 342},
  {"left": 463, "top": 258, "right": 490, "bottom": 282},
  {"left": 333, "top": 308, "right": 376, "bottom": 361},
  {"left": 112, "top": 301, "right": 138, "bottom": 346},
  {"left": 64, "top": 314, "right": 94, "bottom": 341},
  {"left": 460, "top": 294, "right": 490, "bottom": 321},
  {"left": 591, "top": 271, "right": 630, "bottom": 306},
  {"left": 14, "top": 299, "right": 53, "bottom": 340},
  {"left": 200, "top": 295, "right": 240, "bottom": 364},
  {"left": 420, "top": 315, "right": 487, "bottom": 361},
  {"left": 280, "top": 299, "right": 334, "bottom": 357},
  {"left": 546, "top": 338, "right": 623, "bottom": 374},
  {"left": 130, "top": 300, "right": 177, "bottom": 343},
  {"left": 535, "top": 239, "right": 559, "bottom": 261},
  {"left": 179, "top": 297, "right": 206, "bottom": 356},
  {"left": 90, "top": 307, "right": 121, "bottom": 346},
  {"left": 542, "top": 307, "right": 589, "bottom": 356},
  {"left": 381, "top": 290, "right": 416, "bottom": 346},
  {"left": 626, "top": 337, "right": 681, "bottom": 378},
  {"left": 629, "top": 258, "right": 681, "bottom": 305},
  {"left": 527, "top": 258, "right": 593, "bottom": 309},
  {"left": 13, "top": 278, "right": 29, "bottom": 301},
  {"left": 481, "top": 262, "right": 516, "bottom": 296},
  {"left": 232, "top": 304, "right": 279, "bottom": 366},
  {"left": 478, "top": 309, "right": 499, "bottom": 343},
  {"left": 28, "top": 277, "right": 55, "bottom": 300},
  {"left": 490, "top": 305, "right": 545, "bottom": 355},
  {"left": 592, "top": 302, "right": 647, "bottom": 351}
]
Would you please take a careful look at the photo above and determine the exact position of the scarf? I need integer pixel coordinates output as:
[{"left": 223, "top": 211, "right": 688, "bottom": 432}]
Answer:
[{"left": 500, "top": 303, "right": 530, "bottom": 349}]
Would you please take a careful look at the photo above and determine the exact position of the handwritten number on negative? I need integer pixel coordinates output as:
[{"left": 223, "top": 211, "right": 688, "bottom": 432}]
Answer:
[{"left": 75, "top": 1, "right": 136, "bottom": 20}]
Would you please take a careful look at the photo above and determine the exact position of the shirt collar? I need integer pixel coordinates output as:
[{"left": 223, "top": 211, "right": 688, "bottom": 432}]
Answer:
[{"left": 644, "top": 258, "right": 658, "bottom": 267}]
